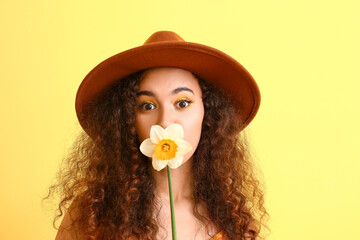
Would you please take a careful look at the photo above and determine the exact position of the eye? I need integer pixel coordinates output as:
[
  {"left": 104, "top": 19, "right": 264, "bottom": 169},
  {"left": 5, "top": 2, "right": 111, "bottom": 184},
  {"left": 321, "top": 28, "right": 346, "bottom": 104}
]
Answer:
[
  {"left": 139, "top": 102, "right": 156, "bottom": 111},
  {"left": 175, "top": 99, "right": 193, "bottom": 109}
]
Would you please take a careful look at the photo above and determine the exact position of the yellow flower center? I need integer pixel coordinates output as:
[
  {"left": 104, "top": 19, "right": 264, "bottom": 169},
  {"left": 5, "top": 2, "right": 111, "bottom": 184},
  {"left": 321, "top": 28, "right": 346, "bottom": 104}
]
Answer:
[{"left": 154, "top": 139, "right": 178, "bottom": 160}]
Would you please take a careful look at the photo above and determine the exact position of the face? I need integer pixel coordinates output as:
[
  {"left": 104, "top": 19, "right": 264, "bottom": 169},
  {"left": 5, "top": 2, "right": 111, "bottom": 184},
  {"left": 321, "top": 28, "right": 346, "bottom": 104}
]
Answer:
[{"left": 135, "top": 67, "right": 205, "bottom": 166}]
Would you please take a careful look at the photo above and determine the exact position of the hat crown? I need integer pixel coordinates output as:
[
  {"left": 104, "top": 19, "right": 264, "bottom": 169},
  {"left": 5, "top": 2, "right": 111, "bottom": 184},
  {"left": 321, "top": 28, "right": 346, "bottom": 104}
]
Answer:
[
  {"left": 144, "top": 31, "right": 185, "bottom": 45},
  {"left": 76, "top": 31, "right": 260, "bottom": 137}
]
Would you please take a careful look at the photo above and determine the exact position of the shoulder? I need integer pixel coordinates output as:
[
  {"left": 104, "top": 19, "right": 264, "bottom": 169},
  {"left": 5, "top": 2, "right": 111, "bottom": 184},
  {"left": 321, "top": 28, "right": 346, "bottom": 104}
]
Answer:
[
  {"left": 212, "top": 226, "right": 257, "bottom": 240},
  {"left": 210, "top": 231, "right": 227, "bottom": 240},
  {"left": 244, "top": 221, "right": 257, "bottom": 240},
  {"left": 213, "top": 231, "right": 255, "bottom": 240},
  {"left": 55, "top": 200, "right": 84, "bottom": 240}
]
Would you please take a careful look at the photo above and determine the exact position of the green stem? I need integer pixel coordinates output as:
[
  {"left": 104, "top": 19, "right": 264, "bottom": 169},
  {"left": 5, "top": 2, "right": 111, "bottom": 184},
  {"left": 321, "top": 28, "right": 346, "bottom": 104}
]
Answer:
[{"left": 167, "top": 166, "right": 177, "bottom": 240}]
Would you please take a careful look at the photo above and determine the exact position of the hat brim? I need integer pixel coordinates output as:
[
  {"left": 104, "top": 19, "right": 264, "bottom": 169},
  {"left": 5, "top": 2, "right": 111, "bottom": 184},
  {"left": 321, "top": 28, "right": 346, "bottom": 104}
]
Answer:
[{"left": 76, "top": 41, "right": 260, "bottom": 134}]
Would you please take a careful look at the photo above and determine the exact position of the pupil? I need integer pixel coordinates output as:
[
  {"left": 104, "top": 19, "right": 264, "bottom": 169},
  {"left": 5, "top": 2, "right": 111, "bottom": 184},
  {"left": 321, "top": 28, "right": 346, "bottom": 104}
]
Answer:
[
  {"left": 145, "top": 104, "right": 153, "bottom": 110},
  {"left": 179, "top": 101, "right": 187, "bottom": 108}
]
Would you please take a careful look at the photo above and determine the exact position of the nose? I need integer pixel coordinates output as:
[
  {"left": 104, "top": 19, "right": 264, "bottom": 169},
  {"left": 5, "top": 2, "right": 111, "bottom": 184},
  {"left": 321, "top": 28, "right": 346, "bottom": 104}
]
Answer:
[{"left": 157, "top": 105, "right": 174, "bottom": 129}]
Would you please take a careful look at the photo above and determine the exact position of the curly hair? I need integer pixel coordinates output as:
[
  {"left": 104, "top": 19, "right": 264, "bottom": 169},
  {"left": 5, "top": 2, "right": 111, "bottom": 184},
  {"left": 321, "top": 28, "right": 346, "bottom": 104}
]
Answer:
[{"left": 47, "top": 70, "right": 268, "bottom": 240}]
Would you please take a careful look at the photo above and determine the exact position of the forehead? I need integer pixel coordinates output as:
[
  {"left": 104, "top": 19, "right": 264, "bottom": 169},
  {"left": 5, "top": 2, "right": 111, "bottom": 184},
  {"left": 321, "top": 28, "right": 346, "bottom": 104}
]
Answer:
[{"left": 138, "top": 67, "right": 201, "bottom": 93}]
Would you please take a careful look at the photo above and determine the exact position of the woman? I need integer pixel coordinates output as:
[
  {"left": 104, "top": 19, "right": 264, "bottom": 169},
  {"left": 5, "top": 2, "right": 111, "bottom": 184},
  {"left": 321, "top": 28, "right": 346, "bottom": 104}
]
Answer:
[{"left": 51, "top": 31, "right": 267, "bottom": 240}]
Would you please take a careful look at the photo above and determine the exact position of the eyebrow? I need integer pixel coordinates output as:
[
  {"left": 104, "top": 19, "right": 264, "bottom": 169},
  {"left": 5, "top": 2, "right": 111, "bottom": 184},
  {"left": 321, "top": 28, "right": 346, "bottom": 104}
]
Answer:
[
  {"left": 172, "top": 87, "right": 194, "bottom": 95},
  {"left": 137, "top": 87, "right": 194, "bottom": 97}
]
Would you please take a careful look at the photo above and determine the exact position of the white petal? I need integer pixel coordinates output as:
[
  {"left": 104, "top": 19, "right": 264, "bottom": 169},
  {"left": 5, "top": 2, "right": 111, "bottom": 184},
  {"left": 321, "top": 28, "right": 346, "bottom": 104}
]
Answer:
[
  {"left": 175, "top": 139, "right": 192, "bottom": 155},
  {"left": 150, "top": 125, "right": 166, "bottom": 143},
  {"left": 139, "top": 138, "right": 155, "bottom": 157},
  {"left": 152, "top": 156, "right": 168, "bottom": 171},
  {"left": 165, "top": 123, "right": 184, "bottom": 139},
  {"left": 167, "top": 156, "right": 183, "bottom": 169}
]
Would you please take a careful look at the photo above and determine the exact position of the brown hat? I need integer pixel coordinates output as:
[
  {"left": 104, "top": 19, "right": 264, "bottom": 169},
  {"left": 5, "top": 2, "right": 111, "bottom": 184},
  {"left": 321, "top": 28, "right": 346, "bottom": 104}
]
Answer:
[{"left": 76, "top": 31, "right": 260, "bottom": 134}]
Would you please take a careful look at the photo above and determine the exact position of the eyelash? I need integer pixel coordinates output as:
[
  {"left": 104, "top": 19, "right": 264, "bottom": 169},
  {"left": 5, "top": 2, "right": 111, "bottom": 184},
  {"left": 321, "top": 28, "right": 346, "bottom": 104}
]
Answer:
[
  {"left": 138, "top": 101, "right": 156, "bottom": 111},
  {"left": 137, "top": 98, "right": 194, "bottom": 111},
  {"left": 175, "top": 98, "right": 194, "bottom": 109}
]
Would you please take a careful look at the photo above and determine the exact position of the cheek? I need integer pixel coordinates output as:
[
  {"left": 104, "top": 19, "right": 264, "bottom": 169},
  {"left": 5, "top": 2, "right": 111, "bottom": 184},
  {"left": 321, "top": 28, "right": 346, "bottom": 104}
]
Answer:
[
  {"left": 183, "top": 108, "right": 204, "bottom": 150},
  {"left": 135, "top": 115, "right": 152, "bottom": 143}
]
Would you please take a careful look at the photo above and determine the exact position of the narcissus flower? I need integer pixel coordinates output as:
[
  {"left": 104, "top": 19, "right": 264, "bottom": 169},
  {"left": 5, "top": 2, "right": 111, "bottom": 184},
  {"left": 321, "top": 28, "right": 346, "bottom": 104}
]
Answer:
[{"left": 139, "top": 124, "right": 192, "bottom": 171}]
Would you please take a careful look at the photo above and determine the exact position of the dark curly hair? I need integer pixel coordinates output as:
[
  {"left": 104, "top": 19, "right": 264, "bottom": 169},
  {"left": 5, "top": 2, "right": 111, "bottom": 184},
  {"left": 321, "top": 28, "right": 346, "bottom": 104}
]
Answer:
[{"left": 47, "top": 70, "right": 268, "bottom": 240}]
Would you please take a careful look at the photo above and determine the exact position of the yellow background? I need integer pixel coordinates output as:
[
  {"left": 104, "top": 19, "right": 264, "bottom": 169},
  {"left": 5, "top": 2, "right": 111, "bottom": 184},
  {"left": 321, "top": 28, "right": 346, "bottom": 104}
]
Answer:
[{"left": 1, "top": 0, "right": 359, "bottom": 239}]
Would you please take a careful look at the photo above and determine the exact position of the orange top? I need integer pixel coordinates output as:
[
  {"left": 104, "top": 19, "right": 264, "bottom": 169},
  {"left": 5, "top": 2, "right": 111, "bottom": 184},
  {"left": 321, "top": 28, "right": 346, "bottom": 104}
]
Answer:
[
  {"left": 126, "top": 230, "right": 254, "bottom": 240},
  {"left": 126, "top": 231, "right": 228, "bottom": 240},
  {"left": 210, "top": 231, "right": 228, "bottom": 240}
]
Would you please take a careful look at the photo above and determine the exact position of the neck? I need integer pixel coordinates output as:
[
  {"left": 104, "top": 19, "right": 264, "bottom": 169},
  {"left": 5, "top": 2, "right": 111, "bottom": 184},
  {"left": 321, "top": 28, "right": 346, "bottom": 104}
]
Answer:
[{"left": 151, "top": 158, "right": 194, "bottom": 203}]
